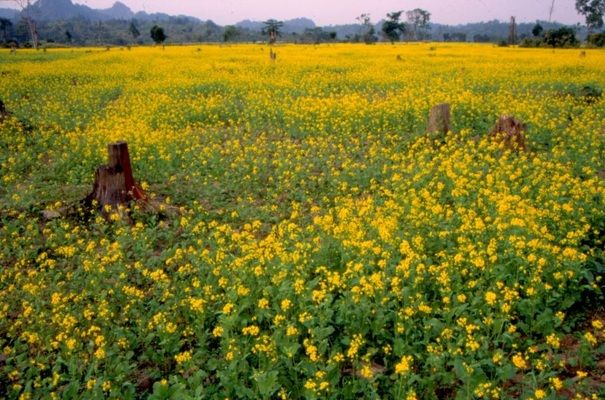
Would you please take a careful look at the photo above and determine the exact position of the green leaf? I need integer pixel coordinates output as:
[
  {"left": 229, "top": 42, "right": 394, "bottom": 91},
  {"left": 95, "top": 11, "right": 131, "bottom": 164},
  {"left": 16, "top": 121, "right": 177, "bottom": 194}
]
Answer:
[{"left": 254, "top": 370, "right": 279, "bottom": 398}]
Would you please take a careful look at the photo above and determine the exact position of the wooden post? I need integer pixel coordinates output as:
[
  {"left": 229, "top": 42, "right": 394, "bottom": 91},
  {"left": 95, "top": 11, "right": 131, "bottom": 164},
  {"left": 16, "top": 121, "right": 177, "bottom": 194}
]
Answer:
[{"left": 427, "top": 103, "right": 451, "bottom": 136}]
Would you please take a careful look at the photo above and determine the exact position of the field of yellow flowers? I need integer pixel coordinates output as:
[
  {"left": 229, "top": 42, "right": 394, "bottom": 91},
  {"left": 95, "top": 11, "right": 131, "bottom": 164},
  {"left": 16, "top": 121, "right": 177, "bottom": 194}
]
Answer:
[{"left": 0, "top": 43, "right": 604, "bottom": 399}]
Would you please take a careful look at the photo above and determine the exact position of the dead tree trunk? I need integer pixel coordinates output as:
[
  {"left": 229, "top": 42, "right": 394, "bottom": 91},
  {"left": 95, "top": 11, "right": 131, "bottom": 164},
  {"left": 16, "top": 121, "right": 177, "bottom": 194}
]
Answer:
[
  {"left": 85, "top": 142, "right": 146, "bottom": 212},
  {"left": 427, "top": 103, "right": 451, "bottom": 136}
]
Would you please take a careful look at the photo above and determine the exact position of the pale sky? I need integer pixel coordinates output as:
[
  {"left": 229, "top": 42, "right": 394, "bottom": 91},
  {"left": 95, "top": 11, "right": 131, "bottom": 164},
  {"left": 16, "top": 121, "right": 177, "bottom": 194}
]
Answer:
[{"left": 75, "top": 1, "right": 583, "bottom": 25}]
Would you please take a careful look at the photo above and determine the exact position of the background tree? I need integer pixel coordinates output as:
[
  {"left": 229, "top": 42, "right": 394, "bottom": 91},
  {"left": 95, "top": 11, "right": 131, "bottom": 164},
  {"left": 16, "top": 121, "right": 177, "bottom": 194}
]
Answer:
[
  {"left": 532, "top": 23, "right": 544, "bottom": 37},
  {"left": 223, "top": 25, "right": 239, "bottom": 42},
  {"left": 543, "top": 26, "right": 578, "bottom": 47},
  {"left": 64, "top": 29, "right": 72, "bottom": 43},
  {"left": 576, "top": 0, "right": 605, "bottom": 33},
  {"left": 0, "top": 0, "right": 38, "bottom": 48},
  {"left": 150, "top": 25, "right": 166, "bottom": 44},
  {"left": 587, "top": 31, "right": 605, "bottom": 45},
  {"left": 262, "top": 19, "right": 283, "bottom": 44},
  {"left": 356, "top": 13, "right": 376, "bottom": 44},
  {"left": 0, "top": 17, "right": 12, "bottom": 43},
  {"left": 382, "top": 11, "right": 406, "bottom": 43},
  {"left": 128, "top": 20, "right": 140, "bottom": 42},
  {"left": 406, "top": 9, "right": 431, "bottom": 40}
]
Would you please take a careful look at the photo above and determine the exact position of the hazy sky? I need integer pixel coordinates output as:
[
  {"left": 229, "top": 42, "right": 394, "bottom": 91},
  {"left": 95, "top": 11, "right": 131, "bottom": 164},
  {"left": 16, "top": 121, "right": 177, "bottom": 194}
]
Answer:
[{"left": 73, "top": 0, "right": 582, "bottom": 26}]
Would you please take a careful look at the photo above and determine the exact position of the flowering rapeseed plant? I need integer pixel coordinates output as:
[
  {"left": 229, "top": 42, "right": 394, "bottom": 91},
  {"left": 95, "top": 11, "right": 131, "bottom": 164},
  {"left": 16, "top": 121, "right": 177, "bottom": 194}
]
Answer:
[{"left": 0, "top": 43, "right": 604, "bottom": 399}]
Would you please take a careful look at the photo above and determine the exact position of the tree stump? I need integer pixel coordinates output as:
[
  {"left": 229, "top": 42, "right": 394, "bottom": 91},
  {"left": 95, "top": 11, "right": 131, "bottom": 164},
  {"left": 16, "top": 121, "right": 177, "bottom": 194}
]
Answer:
[
  {"left": 0, "top": 100, "right": 10, "bottom": 123},
  {"left": 427, "top": 103, "right": 451, "bottom": 136},
  {"left": 489, "top": 116, "right": 527, "bottom": 151},
  {"left": 85, "top": 142, "right": 146, "bottom": 212}
]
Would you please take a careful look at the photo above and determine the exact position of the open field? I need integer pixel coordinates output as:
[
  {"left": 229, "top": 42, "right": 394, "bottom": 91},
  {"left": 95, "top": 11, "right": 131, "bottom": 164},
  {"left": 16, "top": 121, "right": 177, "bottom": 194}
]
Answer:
[{"left": 1, "top": 43, "right": 605, "bottom": 399}]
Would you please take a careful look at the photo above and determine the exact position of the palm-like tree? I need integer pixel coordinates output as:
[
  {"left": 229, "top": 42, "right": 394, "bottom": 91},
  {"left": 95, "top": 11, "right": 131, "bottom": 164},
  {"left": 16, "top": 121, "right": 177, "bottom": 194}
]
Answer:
[{"left": 262, "top": 19, "right": 283, "bottom": 44}]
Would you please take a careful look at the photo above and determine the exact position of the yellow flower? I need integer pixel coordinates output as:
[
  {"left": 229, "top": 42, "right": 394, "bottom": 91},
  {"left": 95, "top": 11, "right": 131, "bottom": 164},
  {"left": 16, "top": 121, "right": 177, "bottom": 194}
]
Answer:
[
  {"left": 242, "top": 325, "right": 260, "bottom": 336},
  {"left": 281, "top": 299, "right": 292, "bottom": 311},
  {"left": 584, "top": 332, "right": 597, "bottom": 346},
  {"left": 550, "top": 377, "right": 563, "bottom": 390},
  {"left": 359, "top": 364, "right": 373, "bottom": 379},
  {"left": 175, "top": 350, "right": 192, "bottom": 364},
  {"left": 212, "top": 326, "right": 224, "bottom": 338},
  {"left": 512, "top": 353, "right": 528, "bottom": 369},
  {"left": 485, "top": 291, "right": 497, "bottom": 306},
  {"left": 546, "top": 333, "right": 560, "bottom": 349},
  {"left": 395, "top": 355, "right": 413, "bottom": 374}
]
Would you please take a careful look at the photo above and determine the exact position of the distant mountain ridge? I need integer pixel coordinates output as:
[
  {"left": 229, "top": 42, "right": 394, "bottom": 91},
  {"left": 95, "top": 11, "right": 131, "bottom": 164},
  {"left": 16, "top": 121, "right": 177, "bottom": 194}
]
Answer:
[
  {"left": 0, "top": 0, "right": 585, "bottom": 46},
  {"left": 3, "top": 0, "right": 199, "bottom": 22}
]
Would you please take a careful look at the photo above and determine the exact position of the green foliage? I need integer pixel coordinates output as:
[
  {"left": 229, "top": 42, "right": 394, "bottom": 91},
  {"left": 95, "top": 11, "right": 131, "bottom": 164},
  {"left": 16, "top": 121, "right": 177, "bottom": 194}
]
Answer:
[
  {"left": 532, "top": 23, "right": 544, "bottom": 37},
  {"left": 382, "top": 11, "right": 406, "bottom": 43},
  {"left": 588, "top": 32, "right": 605, "bottom": 46},
  {"left": 299, "top": 28, "right": 337, "bottom": 44},
  {"left": 521, "top": 26, "right": 581, "bottom": 48},
  {"left": 543, "top": 26, "right": 579, "bottom": 47},
  {"left": 150, "top": 25, "right": 167, "bottom": 45},
  {"left": 223, "top": 25, "right": 239, "bottom": 42},
  {"left": 576, "top": 0, "right": 605, "bottom": 32},
  {"left": 129, "top": 20, "right": 140, "bottom": 40}
]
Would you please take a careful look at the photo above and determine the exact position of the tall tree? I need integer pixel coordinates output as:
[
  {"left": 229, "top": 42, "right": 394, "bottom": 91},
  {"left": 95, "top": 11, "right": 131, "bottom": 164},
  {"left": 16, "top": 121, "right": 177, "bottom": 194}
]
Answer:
[
  {"left": 223, "top": 25, "right": 239, "bottom": 42},
  {"left": 128, "top": 20, "right": 140, "bottom": 41},
  {"left": 262, "top": 19, "right": 283, "bottom": 44},
  {"left": 0, "top": 17, "right": 12, "bottom": 42},
  {"left": 406, "top": 9, "right": 431, "bottom": 40},
  {"left": 532, "top": 23, "right": 544, "bottom": 37},
  {"left": 0, "top": 0, "right": 38, "bottom": 48},
  {"left": 576, "top": 0, "right": 605, "bottom": 32},
  {"left": 356, "top": 13, "right": 375, "bottom": 44},
  {"left": 382, "top": 11, "right": 406, "bottom": 43},
  {"left": 150, "top": 25, "right": 166, "bottom": 44}
]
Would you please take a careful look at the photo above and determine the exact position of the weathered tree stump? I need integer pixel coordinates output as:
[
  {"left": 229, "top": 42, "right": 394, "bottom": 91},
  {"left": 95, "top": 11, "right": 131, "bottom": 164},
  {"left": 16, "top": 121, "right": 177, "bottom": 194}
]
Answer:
[
  {"left": 489, "top": 115, "right": 527, "bottom": 151},
  {"left": 427, "top": 103, "right": 451, "bottom": 136},
  {"left": 0, "top": 100, "right": 10, "bottom": 122},
  {"left": 85, "top": 142, "right": 146, "bottom": 212}
]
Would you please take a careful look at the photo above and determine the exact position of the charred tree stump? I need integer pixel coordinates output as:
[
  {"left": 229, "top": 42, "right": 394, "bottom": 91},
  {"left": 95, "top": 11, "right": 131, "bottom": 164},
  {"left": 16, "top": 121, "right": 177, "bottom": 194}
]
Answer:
[
  {"left": 85, "top": 142, "right": 146, "bottom": 213},
  {"left": 427, "top": 103, "right": 451, "bottom": 136},
  {"left": 489, "top": 116, "right": 527, "bottom": 151}
]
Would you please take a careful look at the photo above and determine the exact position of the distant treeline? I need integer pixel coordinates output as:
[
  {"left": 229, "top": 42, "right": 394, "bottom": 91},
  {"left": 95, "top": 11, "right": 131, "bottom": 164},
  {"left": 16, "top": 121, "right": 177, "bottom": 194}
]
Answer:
[{"left": 0, "top": 16, "right": 596, "bottom": 47}]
